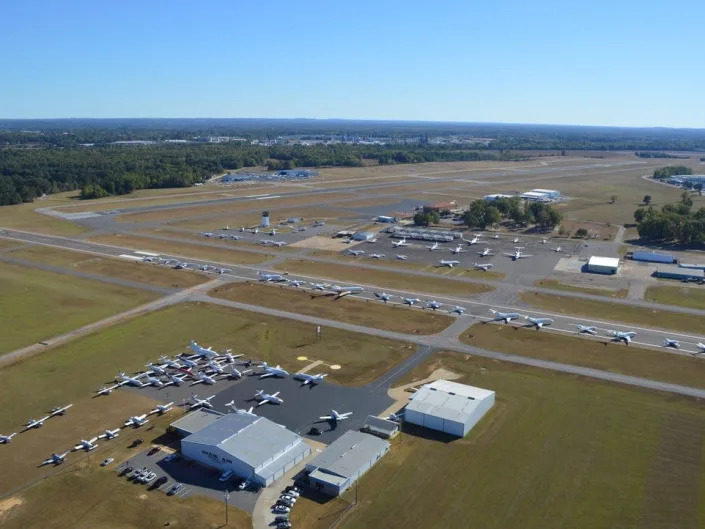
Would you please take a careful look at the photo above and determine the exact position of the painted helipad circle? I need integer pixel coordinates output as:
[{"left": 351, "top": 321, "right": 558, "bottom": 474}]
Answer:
[
  {"left": 296, "top": 356, "right": 308, "bottom": 361},
  {"left": 329, "top": 364, "right": 342, "bottom": 370}
]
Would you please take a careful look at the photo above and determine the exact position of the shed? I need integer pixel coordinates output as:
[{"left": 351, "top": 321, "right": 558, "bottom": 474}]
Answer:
[
  {"left": 404, "top": 380, "right": 495, "bottom": 437},
  {"left": 305, "top": 431, "right": 389, "bottom": 496},
  {"left": 631, "top": 251, "right": 677, "bottom": 264},
  {"left": 362, "top": 415, "right": 400, "bottom": 439},
  {"left": 587, "top": 256, "right": 620, "bottom": 275},
  {"left": 654, "top": 265, "right": 704, "bottom": 281},
  {"left": 352, "top": 231, "right": 376, "bottom": 241},
  {"left": 678, "top": 263, "right": 705, "bottom": 270}
]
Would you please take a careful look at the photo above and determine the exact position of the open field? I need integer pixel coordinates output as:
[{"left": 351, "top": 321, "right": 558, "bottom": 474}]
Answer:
[
  {"left": 293, "top": 350, "right": 705, "bottom": 529},
  {"left": 0, "top": 196, "right": 87, "bottom": 236},
  {"left": 557, "top": 219, "right": 618, "bottom": 241},
  {"left": 461, "top": 323, "right": 705, "bottom": 389},
  {"left": 88, "top": 232, "right": 273, "bottom": 264},
  {"left": 0, "top": 237, "right": 22, "bottom": 249},
  {"left": 534, "top": 278, "right": 628, "bottom": 298},
  {"left": 273, "top": 259, "right": 495, "bottom": 296},
  {"left": 520, "top": 291, "right": 704, "bottom": 333},
  {"left": 210, "top": 282, "right": 454, "bottom": 335},
  {"left": 645, "top": 285, "right": 705, "bottom": 310},
  {"left": 0, "top": 261, "right": 157, "bottom": 354},
  {"left": 4, "top": 245, "right": 210, "bottom": 288}
]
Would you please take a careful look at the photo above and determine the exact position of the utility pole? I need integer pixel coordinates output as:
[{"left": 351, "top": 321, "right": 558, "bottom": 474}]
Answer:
[
  {"left": 224, "top": 489, "right": 229, "bottom": 525},
  {"left": 316, "top": 325, "right": 321, "bottom": 343}
]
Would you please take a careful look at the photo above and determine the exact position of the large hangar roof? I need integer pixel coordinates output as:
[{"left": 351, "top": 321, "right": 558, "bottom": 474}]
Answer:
[
  {"left": 406, "top": 380, "right": 494, "bottom": 424},
  {"left": 307, "top": 431, "right": 388, "bottom": 480},
  {"left": 588, "top": 256, "right": 620, "bottom": 268}
]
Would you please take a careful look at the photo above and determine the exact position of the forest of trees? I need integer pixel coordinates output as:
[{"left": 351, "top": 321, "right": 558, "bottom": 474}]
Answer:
[
  {"left": 652, "top": 165, "right": 693, "bottom": 180},
  {"left": 634, "top": 192, "right": 705, "bottom": 245},
  {"left": 461, "top": 197, "right": 563, "bottom": 230}
]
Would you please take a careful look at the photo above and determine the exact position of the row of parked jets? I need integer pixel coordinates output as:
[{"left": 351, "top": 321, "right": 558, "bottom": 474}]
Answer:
[{"left": 141, "top": 256, "right": 231, "bottom": 275}]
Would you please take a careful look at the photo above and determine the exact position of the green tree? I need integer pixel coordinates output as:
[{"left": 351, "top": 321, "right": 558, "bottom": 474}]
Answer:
[
  {"left": 609, "top": 195, "right": 618, "bottom": 204},
  {"left": 575, "top": 228, "right": 589, "bottom": 238},
  {"left": 643, "top": 195, "right": 652, "bottom": 205}
]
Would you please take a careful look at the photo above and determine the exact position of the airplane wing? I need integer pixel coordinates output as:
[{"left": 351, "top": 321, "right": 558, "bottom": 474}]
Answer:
[
  {"left": 259, "top": 372, "right": 274, "bottom": 379},
  {"left": 503, "top": 252, "right": 515, "bottom": 257},
  {"left": 520, "top": 254, "right": 533, "bottom": 258},
  {"left": 272, "top": 392, "right": 280, "bottom": 397},
  {"left": 319, "top": 415, "right": 333, "bottom": 420},
  {"left": 256, "top": 399, "right": 269, "bottom": 407}
]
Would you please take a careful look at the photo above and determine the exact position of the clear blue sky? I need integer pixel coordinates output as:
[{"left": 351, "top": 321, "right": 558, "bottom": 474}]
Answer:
[{"left": 1, "top": 0, "right": 703, "bottom": 127}]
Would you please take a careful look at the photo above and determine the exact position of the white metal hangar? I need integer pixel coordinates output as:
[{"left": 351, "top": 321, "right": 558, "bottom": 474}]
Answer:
[
  {"left": 404, "top": 380, "right": 495, "bottom": 437},
  {"left": 586, "top": 256, "right": 620, "bottom": 275},
  {"left": 305, "top": 431, "right": 389, "bottom": 496},
  {"left": 181, "top": 413, "right": 311, "bottom": 487}
]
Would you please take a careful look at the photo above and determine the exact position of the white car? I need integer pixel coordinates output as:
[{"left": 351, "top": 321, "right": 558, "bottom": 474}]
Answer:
[
  {"left": 219, "top": 470, "right": 234, "bottom": 483},
  {"left": 273, "top": 506, "right": 290, "bottom": 514},
  {"left": 100, "top": 457, "right": 114, "bottom": 467}
]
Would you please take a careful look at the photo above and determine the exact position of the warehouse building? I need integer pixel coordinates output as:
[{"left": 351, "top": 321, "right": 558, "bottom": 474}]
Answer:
[
  {"left": 181, "top": 413, "right": 311, "bottom": 487},
  {"left": 679, "top": 263, "right": 705, "bottom": 270},
  {"left": 404, "top": 380, "right": 495, "bottom": 437},
  {"left": 654, "top": 265, "right": 705, "bottom": 281},
  {"left": 352, "top": 231, "right": 376, "bottom": 241},
  {"left": 629, "top": 251, "right": 677, "bottom": 264},
  {"left": 483, "top": 193, "right": 513, "bottom": 202},
  {"left": 529, "top": 188, "right": 561, "bottom": 199},
  {"left": 362, "top": 415, "right": 400, "bottom": 439},
  {"left": 520, "top": 191, "right": 551, "bottom": 202},
  {"left": 169, "top": 409, "right": 223, "bottom": 437},
  {"left": 305, "top": 431, "right": 389, "bottom": 496},
  {"left": 586, "top": 256, "right": 620, "bottom": 275}
]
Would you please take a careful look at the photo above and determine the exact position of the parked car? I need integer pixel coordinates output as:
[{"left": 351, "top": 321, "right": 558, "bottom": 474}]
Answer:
[
  {"left": 143, "top": 472, "right": 157, "bottom": 484},
  {"left": 129, "top": 439, "right": 144, "bottom": 448},
  {"left": 219, "top": 470, "right": 234, "bottom": 482},
  {"left": 148, "top": 446, "right": 161, "bottom": 456},
  {"left": 167, "top": 483, "right": 183, "bottom": 496},
  {"left": 280, "top": 495, "right": 296, "bottom": 503},
  {"left": 285, "top": 485, "right": 301, "bottom": 493},
  {"left": 163, "top": 453, "right": 179, "bottom": 463},
  {"left": 276, "top": 522, "right": 292, "bottom": 529},
  {"left": 278, "top": 499, "right": 294, "bottom": 508},
  {"left": 154, "top": 476, "right": 168, "bottom": 487},
  {"left": 274, "top": 516, "right": 290, "bottom": 523},
  {"left": 120, "top": 466, "right": 133, "bottom": 477},
  {"left": 283, "top": 489, "right": 299, "bottom": 497},
  {"left": 273, "top": 505, "right": 290, "bottom": 514},
  {"left": 308, "top": 427, "right": 321, "bottom": 436},
  {"left": 100, "top": 457, "right": 114, "bottom": 467}
]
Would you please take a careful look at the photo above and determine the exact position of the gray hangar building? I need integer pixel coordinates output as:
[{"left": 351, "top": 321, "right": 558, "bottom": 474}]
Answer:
[
  {"left": 305, "top": 430, "right": 389, "bottom": 496},
  {"left": 404, "top": 379, "right": 495, "bottom": 437},
  {"left": 180, "top": 413, "right": 311, "bottom": 487}
]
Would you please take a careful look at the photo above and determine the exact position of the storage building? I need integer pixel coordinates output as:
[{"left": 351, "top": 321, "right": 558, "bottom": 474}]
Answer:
[
  {"left": 630, "top": 251, "right": 677, "bottom": 264},
  {"left": 181, "top": 413, "right": 311, "bottom": 487},
  {"left": 352, "top": 231, "right": 376, "bottom": 241},
  {"left": 679, "top": 263, "right": 705, "bottom": 270},
  {"left": 654, "top": 265, "right": 705, "bottom": 281},
  {"left": 586, "top": 256, "right": 620, "bottom": 275},
  {"left": 169, "top": 408, "right": 223, "bottom": 437},
  {"left": 305, "top": 431, "right": 389, "bottom": 496},
  {"left": 404, "top": 380, "right": 495, "bottom": 437},
  {"left": 520, "top": 191, "right": 550, "bottom": 202},
  {"left": 362, "top": 415, "right": 400, "bottom": 439},
  {"left": 483, "top": 194, "right": 513, "bottom": 202},
  {"left": 530, "top": 188, "right": 560, "bottom": 199}
]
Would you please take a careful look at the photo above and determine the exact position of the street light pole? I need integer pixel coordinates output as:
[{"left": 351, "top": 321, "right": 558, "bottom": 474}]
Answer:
[{"left": 224, "top": 490, "right": 229, "bottom": 525}]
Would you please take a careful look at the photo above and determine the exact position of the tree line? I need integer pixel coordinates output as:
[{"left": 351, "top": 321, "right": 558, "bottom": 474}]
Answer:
[
  {"left": 652, "top": 165, "right": 692, "bottom": 180},
  {"left": 634, "top": 192, "right": 705, "bottom": 246}
]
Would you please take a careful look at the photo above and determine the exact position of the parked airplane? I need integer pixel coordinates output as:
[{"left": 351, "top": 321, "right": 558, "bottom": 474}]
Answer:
[
  {"left": 98, "top": 429, "right": 120, "bottom": 440},
  {"left": 310, "top": 283, "right": 328, "bottom": 290},
  {"left": 41, "top": 452, "right": 69, "bottom": 466},
  {"left": 149, "top": 402, "right": 174, "bottom": 415},
  {"left": 188, "top": 394, "right": 215, "bottom": 410},
  {"left": 230, "top": 235, "right": 243, "bottom": 240},
  {"left": 254, "top": 390, "right": 283, "bottom": 406},
  {"left": 472, "top": 262, "right": 494, "bottom": 271},
  {"left": 450, "top": 305, "right": 466, "bottom": 315},
  {"left": 392, "top": 238, "right": 407, "bottom": 247},
  {"left": 192, "top": 371, "right": 218, "bottom": 385},
  {"left": 466, "top": 235, "right": 482, "bottom": 245},
  {"left": 74, "top": 437, "right": 99, "bottom": 451},
  {"left": 692, "top": 343, "right": 705, "bottom": 356},
  {"left": 451, "top": 245, "right": 465, "bottom": 254},
  {"left": 369, "top": 253, "right": 386, "bottom": 259},
  {"left": 488, "top": 309, "right": 521, "bottom": 323},
  {"left": 144, "top": 375, "right": 165, "bottom": 387},
  {"left": 512, "top": 237, "right": 521, "bottom": 244},
  {"left": 207, "top": 360, "right": 226, "bottom": 374},
  {"left": 575, "top": 324, "right": 598, "bottom": 335},
  {"left": 425, "top": 300, "right": 441, "bottom": 310},
  {"left": 541, "top": 238, "right": 548, "bottom": 244},
  {"left": 319, "top": 410, "right": 352, "bottom": 422},
  {"left": 116, "top": 372, "right": 146, "bottom": 388},
  {"left": 326, "top": 285, "right": 364, "bottom": 299},
  {"left": 295, "top": 373, "right": 328, "bottom": 386},
  {"left": 366, "top": 237, "right": 378, "bottom": 243},
  {"left": 504, "top": 248, "right": 532, "bottom": 260},
  {"left": 426, "top": 242, "right": 440, "bottom": 251},
  {"left": 225, "top": 401, "right": 257, "bottom": 416},
  {"left": 258, "top": 272, "right": 288, "bottom": 282},
  {"left": 228, "top": 366, "right": 251, "bottom": 380},
  {"left": 287, "top": 279, "right": 306, "bottom": 287},
  {"left": 259, "top": 363, "right": 289, "bottom": 378},
  {"left": 271, "top": 241, "right": 287, "bottom": 247},
  {"left": 179, "top": 356, "right": 199, "bottom": 369},
  {"left": 201, "top": 232, "right": 214, "bottom": 238},
  {"left": 553, "top": 246, "right": 563, "bottom": 253},
  {"left": 522, "top": 315, "right": 554, "bottom": 329},
  {"left": 95, "top": 385, "right": 116, "bottom": 396},
  {"left": 477, "top": 248, "right": 493, "bottom": 257},
  {"left": 402, "top": 297, "right": 421, "bottom": 305},
  {"left": 374, "top": 292, "right": 392, "bottom": 303},
  {"left": 24, "top": 416, "right": 51, "bottom": 430},
  {"left": 396, "top": 255, "right": 408, "bottom": 260},
  {"left": 124, "top": 415, "right": 149, "bottom": 427},
  {"left": 663, "top": 338, "right": 680, "bottom": 349},
  {"left": 492, "top": 234, "right": 501, "bottom": 239},
  {"left": 216, "top": 268, "right": 232, "bottom": 274},
  {"left": 49, "top": 404, "right": 73, "bottom": 417},
  {"left": 439, "top": 259, "right": 460, "bottom": 268},
  {"left": 189, "top": 340, "right": 222, "bottom": 360},
  {"left": 222, "top": 225, "right": 230, "bottom": 231},
  {"left": 0, "top": 433, "right": 17, "bottom": 444},
  {"left": 607, "top": 330, "right": 637, "bottom": 345},
  {"left": 269, "top": 228, "right": 277, "bottom": 236},
  {"left": 222, "top": 352, "right": 244, "bottom": 363}
]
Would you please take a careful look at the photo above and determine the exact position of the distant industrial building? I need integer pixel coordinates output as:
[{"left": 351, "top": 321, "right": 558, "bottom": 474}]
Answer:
[
  {"left": 529, "top": 188, "right": 561, "bottom": 199},
  {"left": 666, "top": 175, "right": 705, "bottom": 187},
  {"left": 654, "top": 265, "right": 705, "bottom": 281},
  {"left": 629, "top": 251, "right": 677, "bottom": 264},
  {"left": 483, "top": 194, "right": 513, "bottom": 202},
  {"left": 390, "top": 226, "right": 459, "bottom": 241},
  {"left": 404, "top": 380, "right": 495, "bottom": 437},
  {"left": 180, "top": 413, "right": 311, "bottom": 487},
  {"left": 352, "top": 231, "right": 376, "bottom": 241},
  {"left": 586, "top": 256, "right": 620, "bottom": 275},
  {"left": 520, "top": 191, "right": 551, "bottom": 202},
  {"left": 305, "top": 431, "right": 389, "bottom": 496},
  {"left": 362, "top": 415, "right": 400, "bottom": 439},
  {"left": 169, "top": 409, "right": 223, "bottom": 437},
  {"left": 375, "top": 215, "right": 398, "bottom": 223}
]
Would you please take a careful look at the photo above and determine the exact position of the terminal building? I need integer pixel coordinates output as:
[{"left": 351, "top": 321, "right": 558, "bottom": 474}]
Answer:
[
  {"left": 180, "top": 413, "right": 311, "bottom": 487},
  {"left": 404, "top": 380, "right": 495, "bottom": 437},
  {"left": 586, "top": 256, "right": 620, "bottom": 275},
  {"left": 305, "top": 431, "right": 389, "bottom": 496}
]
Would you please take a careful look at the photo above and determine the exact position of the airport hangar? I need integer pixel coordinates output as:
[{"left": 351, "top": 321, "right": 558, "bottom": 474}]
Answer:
[
  {"left": 178, "top": 412, "right": 311, "bottom": 487},
  {"left": 404, "top": 380, "right": 495, "bottom": 437},
  {"left": 586, "top": 256, "right": 620, "bottom": 275}
]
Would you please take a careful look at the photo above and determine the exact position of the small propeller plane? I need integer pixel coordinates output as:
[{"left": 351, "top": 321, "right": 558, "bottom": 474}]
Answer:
[
  {"left": 24, "top": 415, "right": 51, "bottom": 430},
  {"left": 124, "top": 415, "right": 149, "bottom": 427},
  {"left": 41, "top": 452, "right": 69, "bottom": 466},
  {"left": 425, "top": 300, "right": 442, "bottom": 310},
  {"left": 49, "top": 404, "right": 73, "bottom": 417},
  {"left": 392, "top": 238, "right": 408, "bottom": 248},
  {"left": 522, "top": 315, "right": 553, "bottom": 329},
  {"left": 149, "top": 402, "right": 174, "bottom": 415},
  {"left": 347, "top": 249, "right": 365, "bottom": 256},
  {"left": 188, "top": 395, "right": 215, "bottom": 410},
  {"left": 472, "top": 262, "right": 494, "bottom": 271},
  {"left": 487, "top": 309, "right": 521, "bottom": 324},
  {"left": 73, "top": 437, "right": 99, "bottom": 452},
  {"left": 369, "top": 253, "right": 386, "bottom": 259},
  {"left": 663, "top": 338, "right": 680, "bottom": 349},
  {"left": 402, "top": 297, "right": 421, "bottom": 306},
  {"left": 295, "top": 373, "right": 328, "bottom": 386},
  {"left": 0, "top": 433, "right": 17, "bottom": 444},
  {"left": 395, "top": 254, "right": 408, "bottom": 260},
  {"left": 450, "top": 305, "right": 466, "bottom": 315},
  {"left": 607, "top": 330, "right": 637, "bottom": 345},
  {"left": 258, "top": 271, "right": 288, "bottom": 282},
  {"left": 98, "top": 429, "right": 120, "bottom": 440},
  {"left": 225, "top": 401, "right": 257, "bottom": 416},
  {"left": 439, "top": 259, "right": 459, "bottom": 268},
  {"left": 374, "top": 292, "right": 392, "bottom": 303},
  {"left": 575, "top": 324, "right": 598, "bottom": 335}
]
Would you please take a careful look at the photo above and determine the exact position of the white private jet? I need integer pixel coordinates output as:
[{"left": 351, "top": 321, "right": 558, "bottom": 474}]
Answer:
[
  {"left": 451, "top": 245, "right": 465, "bottom": 254},
  {"left": 0, "top": 433, "right": 17, "bottom": 444},
  {"left": 287, "top": 279, "right": 306, "bottom": 287},
  {"left": 492, "top": 234, "right": 501, "bottom": 240},
  {"left": 189, "top": 340, "right": 222, "bottom": 360},
  {"left": 466, "top": 235, "right": 482, "bottom": 245},
  {"left": 439, "top": 260, "right": 460, "bottom": 268},
  {"left": 488, "top": 309, "right": 521, "bottom": 323},
  {"left": 392, "top": 238, "right": 407, "bottom": 247},
  {"left": 95, "top": 385, "right": 117, "bottom": 396},
  {"left": 512, "top": 237, "right": 521, "bottom": 244},
  {"left": 575, "top": 325, "right": 598, "bottom": 335},
  {"left": 472, "top": 263, "right": 494, "bottom": 271},
  {"left": 166, "top": 373, "right": 187, "bottom": 386},
  {"left": 402, "top": 297, "right": 421, "bottom": 305},
  {"left": 369, "top": 253, "right": 386, "bottom": 259},
  {"left": 553, "top": 246, "right": 563, "bottom": 253},
  {"left": 477, "top": 248, "right": 493, "bottom": 257},
  {"left": 259, "top": 363, "right": 289, "bottom": 378},
  {"left": 396, "top": 254, "right": 408, "bottom": 260},
  {"left": 522, "top": 315, "right": 554, "bottom": 329},
  {"left": 319, "top": 410, "right": 352, "bottom": 422},
  {"left": 374, "top": 292, "right": 392, "bottom": 303},
  {"left": 228, "top": 366, "right": 252, "bottom": 379},
  {"left": 225, "top": 401, "right": 257, "bottom": 416},
  {"left": 326, "top": 285, "right": 364, "bottom": 299},
  {"left": 49, "top": 404, "right": 73, "bottom": 417},
  {"left": 124, "top": 415, "right": 149, "bottom": 427},
  {"left": 425, "top": 300, "right": 441, "bottom": 310},
  {"left": 426, "top": 242, "right": 441, "bottom": 251},
  {"left": 254, "top": 390, "right": 283, "bottom": 406},
  {"left": 41, "top": 452, "right": 69, "bottom": 466},
  {"left": 116, "top": 372, "right": 146, "bottom": 388},
  {"left": 504, "top": 248, "right": 532, "bottom": 260},
  {"left": 663, "top": 338, "right": 680, "bottom": 349},
  {"left": 607, "top": 330, "right": 637, "bottom": 345},
  {"left": 74, "top": 437, "right": 99, "bottom": 452},
  {"left": 98, "top": 429, "right": 120, "bottom": 440},
  {"left": 295, "top": 373, "right": 328, "bottom": 386},
  {"left": 24, "top": 416, "right": 51, "bottom": 430},
  {"left": 149, "top": 402, "right": 174, "bottom": 415},
  {"left": 258, "top": 272, "right": 288, "bottom": 282},
  {"left": 188, "top": 394, "right": 215, "bottom": 410},
  {"left": 159, "top": 356, "right": 182, "bottom": 369},
  {"left": 450, "top": 305, "right": 466, "bottom": 315},
  {"left": 192, "top": 371, "right": 218, "bottom": 385},
  {"left": 347, "top": 249, "right": 365, "bottom": 256}
]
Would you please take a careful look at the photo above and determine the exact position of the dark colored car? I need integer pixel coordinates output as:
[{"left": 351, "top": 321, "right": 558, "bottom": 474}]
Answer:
[
  {"left": 167, "top": 483, "right": 183, "bottom": 496},
  {"left": 274, "top": 516, "right": 289, "bottom": 523},
  {"left": 120, "top": 466, "right": 134, "bottom": 477},
  {"left": 276, "top": 522, "right": 292, "bottom": 529},
  {"left": 129, "top": 439, "right": 144, "bottom": 448},
  {"left": 148, "top": 446, "right": 161, "bottom": 456},
  {"left": 308, "top": 427, "right": 321, "bottom": 436},
  {"left": 153, "top": 476, "right": 168, "bottom": 487}
]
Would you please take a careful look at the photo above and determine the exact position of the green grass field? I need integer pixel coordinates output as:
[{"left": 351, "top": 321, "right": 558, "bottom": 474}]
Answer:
[
  {"left": 461, "top": 323, "right": 705, "bottom": 389},
  {"left": 293, "top": 350, "right": 705, "bottom": 529},
  {"left": 520, "top": 291, "right": 704, "bottom": 333},
  {"left": 210, "top": 282, "right": 454, "bottom": 335},
  {"left": 5, "top": 245, "right": 210, "bottom": 288},
  {"left": 0, "top": 261, "right": 158, "bottom": 354},
  {"left": 0, "top": 194, "right": 88, "bottom": 236},
  {"left": 534, "top": 278, "right": 628, "bottom": 298},
  {"left": 274, "top": 259, "right": 494, "bottom": 296},
  {"left": 645, "top": 284, "right": 705, "bottom": 310}
]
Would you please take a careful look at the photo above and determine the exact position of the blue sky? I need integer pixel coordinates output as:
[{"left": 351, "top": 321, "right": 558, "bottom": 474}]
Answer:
[{"left": 1, "top": 0, "right": 703, "bottom": 127}]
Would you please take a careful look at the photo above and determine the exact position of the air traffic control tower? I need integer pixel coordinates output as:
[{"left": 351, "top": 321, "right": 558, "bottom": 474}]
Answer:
[{"left": 261, "top": 211, "right": 270, "bottom": 227}]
